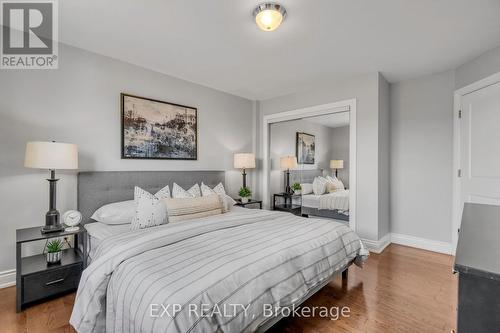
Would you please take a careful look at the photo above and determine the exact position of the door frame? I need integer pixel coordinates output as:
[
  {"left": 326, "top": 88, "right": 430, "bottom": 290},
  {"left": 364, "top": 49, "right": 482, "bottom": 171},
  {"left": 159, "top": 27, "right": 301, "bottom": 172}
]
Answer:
[
  {"left": 452, "top": 71, "right": 500, "bottom": 251},
  {"left": 261, "top": 98, "right": 357, "bottom": 232}
]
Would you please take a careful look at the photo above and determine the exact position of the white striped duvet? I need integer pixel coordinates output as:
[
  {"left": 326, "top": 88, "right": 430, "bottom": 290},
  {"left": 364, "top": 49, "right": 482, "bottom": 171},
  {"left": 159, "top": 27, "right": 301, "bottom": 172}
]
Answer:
[
  {"left": 318, "top": 190, "right": 350, "bottom": 211},
  {"left": 70, "top": 208, "right": 368, "bottom": 333}
]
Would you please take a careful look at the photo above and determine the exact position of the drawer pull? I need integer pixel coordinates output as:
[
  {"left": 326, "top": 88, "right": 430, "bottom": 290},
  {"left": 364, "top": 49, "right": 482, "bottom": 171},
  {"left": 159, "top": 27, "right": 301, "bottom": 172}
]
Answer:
[{"left": 45, "top": 278, "right": 65, "bottom": 286}]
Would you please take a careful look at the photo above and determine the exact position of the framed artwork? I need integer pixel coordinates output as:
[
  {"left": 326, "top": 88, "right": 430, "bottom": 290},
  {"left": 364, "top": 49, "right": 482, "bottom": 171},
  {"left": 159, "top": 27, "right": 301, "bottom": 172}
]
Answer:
[
  {"left": 296, "top": 132, "right": 315, "bottom": 164},
  {"left": 121, "top": 93, "right": 197, "bottom": 160}
]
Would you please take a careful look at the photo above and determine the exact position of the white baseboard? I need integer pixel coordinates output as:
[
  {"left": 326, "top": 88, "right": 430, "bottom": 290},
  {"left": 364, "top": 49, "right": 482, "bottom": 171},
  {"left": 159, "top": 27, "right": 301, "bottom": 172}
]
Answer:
[
  {"left": 0, "top": 269, "right": 16, "bottom": 289},
  {"left": 391, "top": 233, "right": 453, "bottom": 255},
  {"left": 362, "top": 233, "right": 391, "bottom": 254},
  {"left": 361, "top": 233, "right": 453, "bottom": 255}
]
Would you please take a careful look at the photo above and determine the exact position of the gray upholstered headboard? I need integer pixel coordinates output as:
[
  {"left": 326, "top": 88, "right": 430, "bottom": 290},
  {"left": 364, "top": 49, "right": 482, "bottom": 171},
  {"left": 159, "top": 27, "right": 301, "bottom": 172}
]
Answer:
[
  {"left": 77, "top": 171, "right": 225, "bottom": 224},
  {"left": 290, "top": 169, "right": 323, "bottom": 185}
]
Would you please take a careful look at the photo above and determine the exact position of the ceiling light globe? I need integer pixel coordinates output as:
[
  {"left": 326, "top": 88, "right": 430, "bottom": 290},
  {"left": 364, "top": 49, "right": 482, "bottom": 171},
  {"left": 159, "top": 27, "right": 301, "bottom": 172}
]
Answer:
[{"left": 253, "top": 3, "right": 286, "bottom": 32}]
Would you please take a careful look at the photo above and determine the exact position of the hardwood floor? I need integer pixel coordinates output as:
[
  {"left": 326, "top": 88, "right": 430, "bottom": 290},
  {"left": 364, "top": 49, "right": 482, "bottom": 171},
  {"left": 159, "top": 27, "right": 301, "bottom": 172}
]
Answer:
[{"left": 0, "top": 244, "right": 457, "bottom": 333}]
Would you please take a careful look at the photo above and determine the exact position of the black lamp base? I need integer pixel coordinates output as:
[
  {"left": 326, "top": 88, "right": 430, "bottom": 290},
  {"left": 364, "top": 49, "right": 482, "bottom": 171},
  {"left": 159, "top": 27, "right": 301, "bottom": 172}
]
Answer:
[
  {"left": 41, "top": 224, "right": 64, "bottom": 234},
  {"left": 41, "top": 210, "right": 63, "bottom": 233},
  {"left": 41, "top": 171, "right": 63, "bottom": 234}
]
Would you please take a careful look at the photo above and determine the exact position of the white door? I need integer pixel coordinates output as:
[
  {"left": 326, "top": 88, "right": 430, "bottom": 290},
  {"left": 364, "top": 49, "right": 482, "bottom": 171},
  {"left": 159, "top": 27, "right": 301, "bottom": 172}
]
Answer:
[{"left": 460, "top": 81, "right": 500, "bottom": 212}]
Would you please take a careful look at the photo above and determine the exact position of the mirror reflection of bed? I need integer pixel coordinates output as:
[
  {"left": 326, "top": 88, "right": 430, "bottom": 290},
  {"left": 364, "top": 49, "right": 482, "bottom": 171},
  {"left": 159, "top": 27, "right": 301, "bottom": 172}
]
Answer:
[
  {"left": 269, "top": 111, "right": 351, "bottom": 224},
  {"left": 291, "top": 170, "right": 349, "bottom": 222}
]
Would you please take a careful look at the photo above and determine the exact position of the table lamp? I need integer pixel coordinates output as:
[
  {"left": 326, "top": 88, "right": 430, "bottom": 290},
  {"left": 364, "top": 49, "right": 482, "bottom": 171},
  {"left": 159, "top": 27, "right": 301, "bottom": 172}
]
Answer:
[
  {"left": 234, "top": 153, "right": 255, "bottom": 188},
  {"left": 24, "top": 141, "right": 78, "bottom": 233},
  {"left": 330, "top": 160, "right": 344, "bottom": 178},
  {"left": 280, "top": 156, "right": 298, "bottom": 194}
]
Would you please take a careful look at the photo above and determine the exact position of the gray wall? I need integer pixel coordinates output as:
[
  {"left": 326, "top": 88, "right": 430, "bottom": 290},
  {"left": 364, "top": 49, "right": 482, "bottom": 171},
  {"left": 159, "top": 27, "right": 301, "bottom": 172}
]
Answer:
[
  {"left": 0, "top": 43, "right": 254, "bottom": 273},
  {"left": 330, "top": 126, "right": 350, "bottom": 188},
  {"left": 390, "top": 70, "right": 455, "bottom": 242},
  {"left": 269, "top": 119, "right": 332, "bottom": 195},
  {"left": 378, "top": 74, "right": 391, "bottom": 238},
  {"left": 259, "top": 73, "right": 384, "bottom": 241}
]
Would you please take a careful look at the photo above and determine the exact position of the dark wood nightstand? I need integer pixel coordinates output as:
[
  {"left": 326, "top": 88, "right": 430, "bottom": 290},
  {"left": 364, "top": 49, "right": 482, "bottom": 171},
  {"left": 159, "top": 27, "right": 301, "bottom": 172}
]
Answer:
[
  {"left": 234, "top": 198, "right": 263, "bottom": 209},
  {"left": 16, "top": 225, "right": 87, "bottom": 312},
  {"left": 273, "top": 192, "right": 302, "bottom": 216}
]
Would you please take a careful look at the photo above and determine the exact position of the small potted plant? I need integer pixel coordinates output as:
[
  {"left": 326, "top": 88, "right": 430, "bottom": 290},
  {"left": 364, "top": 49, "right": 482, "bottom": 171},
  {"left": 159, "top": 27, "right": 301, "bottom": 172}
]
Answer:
[
  {"left": 46, "top": 239, "right": 63, "bottom": 264},
  {"left": 239, "top": 187, "right": 252, "bottom": 203},
  {"left": 292, "top": 182, "right": 302, "bottom": 195}
]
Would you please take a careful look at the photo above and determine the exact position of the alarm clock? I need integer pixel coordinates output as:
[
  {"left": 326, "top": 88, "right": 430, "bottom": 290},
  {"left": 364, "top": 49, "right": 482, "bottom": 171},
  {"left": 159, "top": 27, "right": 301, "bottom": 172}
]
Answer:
[{"left": 62, "top": 210, "right": 82, "bottom": 232}]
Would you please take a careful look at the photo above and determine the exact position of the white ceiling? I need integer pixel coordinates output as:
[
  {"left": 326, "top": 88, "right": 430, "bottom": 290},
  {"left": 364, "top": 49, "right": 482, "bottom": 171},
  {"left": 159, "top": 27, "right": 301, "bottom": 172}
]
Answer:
[
  {"left": 59, "top": 0, "right": 500, "bottom": 100},
  {"left": 303, "top": 112, "right": 350, "bottom": 128}
]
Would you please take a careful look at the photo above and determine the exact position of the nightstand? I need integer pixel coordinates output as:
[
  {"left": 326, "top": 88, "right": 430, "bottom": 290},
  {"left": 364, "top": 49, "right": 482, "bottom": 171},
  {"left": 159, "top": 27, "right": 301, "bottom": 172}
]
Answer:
[
  {"left": 234, "top": 198, "right": 263, "bottom": 209},
  {"left": 16, "top": 225, "right": 87, "bottom": 312},
  {"left": 273, "top": 192, "right": 302, "bottom": 216}
]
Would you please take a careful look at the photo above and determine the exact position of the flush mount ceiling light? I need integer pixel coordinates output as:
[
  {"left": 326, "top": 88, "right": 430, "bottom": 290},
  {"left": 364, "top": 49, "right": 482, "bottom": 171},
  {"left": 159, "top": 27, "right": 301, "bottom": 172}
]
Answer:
[{"left": 253, "top": 3, "right": 287, "bottom": 32}]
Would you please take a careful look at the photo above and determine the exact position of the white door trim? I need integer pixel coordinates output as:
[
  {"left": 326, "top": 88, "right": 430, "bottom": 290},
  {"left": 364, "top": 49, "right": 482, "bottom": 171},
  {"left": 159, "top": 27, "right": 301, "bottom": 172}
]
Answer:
[
  {"left": 452, "top": 71, "right": 500, "bottom": 253},
  {"left": 261, "top": 98, "right": 357, "bottom": 232}
]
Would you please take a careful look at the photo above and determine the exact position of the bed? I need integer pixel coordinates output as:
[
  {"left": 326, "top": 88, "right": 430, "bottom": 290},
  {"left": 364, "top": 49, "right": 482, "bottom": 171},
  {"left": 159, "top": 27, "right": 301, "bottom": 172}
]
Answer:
[
  {"left": 290, "top": 170, "right": 350, "bottom": 221},
  {"left": 71, "top": 171, "right": 367, "bottom": 333}
]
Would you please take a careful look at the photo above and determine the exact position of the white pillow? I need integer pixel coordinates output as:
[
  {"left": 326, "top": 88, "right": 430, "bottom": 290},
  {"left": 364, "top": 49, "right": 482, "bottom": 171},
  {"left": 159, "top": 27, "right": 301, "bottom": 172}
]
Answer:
[
  {"left": 312, "top": 176, "right": 328, "bottom": 195},
  {"left": 326, "top": 175, "right": 345, "bottom": 191},
  {"left": 300, "top": 183, "right": 313, "bottom": 195},
  {"left": 131, "top": 186, "right": 168, "bottom": 230},
  {"left": 172, "top": 183, "right": 200, "bottom": 198},
  {"left": 222, "top": 195, "right": 237, "bottom": 212},
  {"left": 91, "top": 185, "right": 170, "bottom": 224},
  {"left": 200, "top": 182, "right": 236, "bottom": 212},
  {"left": 91, "top": 200, "right": 135, "bottom": 225}
]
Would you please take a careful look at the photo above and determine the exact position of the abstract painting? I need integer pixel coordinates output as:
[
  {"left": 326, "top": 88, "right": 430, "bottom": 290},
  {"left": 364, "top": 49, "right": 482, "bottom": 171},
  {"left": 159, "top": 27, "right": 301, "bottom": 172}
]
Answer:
[
  {"left": 121, "top": 93, "right": 197, "bottom": 160},
  {"left": 296, "top": 132, "right": 315, "bottom": 164}
]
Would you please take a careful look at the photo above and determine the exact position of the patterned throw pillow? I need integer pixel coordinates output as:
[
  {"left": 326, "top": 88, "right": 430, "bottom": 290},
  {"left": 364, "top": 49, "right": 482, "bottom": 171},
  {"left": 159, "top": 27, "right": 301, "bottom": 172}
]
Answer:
[
  {"left": 212, "top": 183, "right": 226, "bottom": 195},
  {"left": 172, "top": 183, "right": 201, "bottom": 198},
  {"left": 131, "top": 186, "right": 168, "bottom": 230},
  {"left": 312, "top": 176, "right": 328, "bottom": 195},
  {"left": 326, "top": 175, "right": 345, "bottom": 191},
  {"left": 155, "top": 185, "right": 171, "bottom": 199},
  {"left": 200, "top": 182, "right": 216, "bottom": 196}
]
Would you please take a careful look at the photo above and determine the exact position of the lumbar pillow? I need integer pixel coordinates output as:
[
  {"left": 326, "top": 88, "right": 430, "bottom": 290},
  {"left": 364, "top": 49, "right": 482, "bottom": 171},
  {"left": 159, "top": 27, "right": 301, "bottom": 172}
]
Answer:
[
  {"left": 131, "top": 186, "right": 168, "bottom": 230},
  {"left": 312, "top": 176, "right": 328, "bottom": 195},
  {"left": 200, "top": 182, "right": 236, "bottom": 212},
  {"left": 163, "top": 195, "right": 223, "bottom": 223},
  {"left": 300, "top": 183, "right": 313, "bottom": 195},
  {"left": 172, "top": 183, "right": 201, "bottom": 198}
]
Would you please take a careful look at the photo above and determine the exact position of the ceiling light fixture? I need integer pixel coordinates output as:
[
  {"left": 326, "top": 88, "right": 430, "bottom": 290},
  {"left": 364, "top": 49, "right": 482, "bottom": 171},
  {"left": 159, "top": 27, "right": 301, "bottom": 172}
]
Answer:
[{"left": 253, "top": 3, "right": 286, "bottom": 32}]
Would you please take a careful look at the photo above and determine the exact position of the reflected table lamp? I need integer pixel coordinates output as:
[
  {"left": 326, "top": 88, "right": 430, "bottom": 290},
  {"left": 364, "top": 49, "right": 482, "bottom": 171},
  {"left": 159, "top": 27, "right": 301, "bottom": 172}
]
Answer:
[
  {"left": 24, "top": 141, "right": 78, "bottom": 233},
  {"left": 280, "top": 156, "right": 298, "bottom": 194},
  {"left": 234, "top": 153, "right": 255, "bottom": 188},
  {"left": 330, "top": 159, "right": 344, "bottom": 177}
]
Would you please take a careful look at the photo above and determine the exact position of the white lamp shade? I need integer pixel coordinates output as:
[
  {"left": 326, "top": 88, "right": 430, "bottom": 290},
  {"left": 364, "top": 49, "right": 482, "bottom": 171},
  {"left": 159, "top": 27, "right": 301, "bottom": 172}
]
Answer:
[
  {"left": 280, "top": 156, "right": 298, "bottom": 170},
  {"left": 330, "top": 160, "right": 344, "bottom": 169},
  {"left": 234, "top": 153, "right": 256, "bottom": 169},
  {"left": 24, "top": 141, "right": 78, "bottom": 170}
]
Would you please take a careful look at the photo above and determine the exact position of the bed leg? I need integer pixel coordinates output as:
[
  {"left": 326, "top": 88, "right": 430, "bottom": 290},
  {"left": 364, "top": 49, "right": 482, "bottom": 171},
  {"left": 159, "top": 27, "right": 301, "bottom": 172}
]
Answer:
[{"left": 342, "top": 268, "right": 348, "bottom": 282}]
